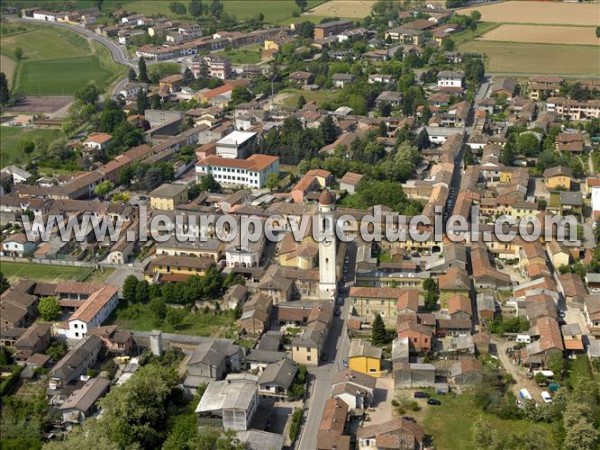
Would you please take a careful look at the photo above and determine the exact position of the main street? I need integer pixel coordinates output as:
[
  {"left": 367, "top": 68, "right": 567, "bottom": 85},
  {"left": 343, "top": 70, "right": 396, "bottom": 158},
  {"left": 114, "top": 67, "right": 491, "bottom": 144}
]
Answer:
[{"left": 297, "top": 242, "right": 356, "bottom": 450}]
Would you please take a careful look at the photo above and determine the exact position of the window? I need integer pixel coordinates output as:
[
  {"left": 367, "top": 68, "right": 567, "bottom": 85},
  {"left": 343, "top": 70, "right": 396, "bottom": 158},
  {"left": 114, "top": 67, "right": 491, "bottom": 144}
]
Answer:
[
  {"left": 75, "top": 332, "right": 79, "bottom": 337},
  {"left": 74, "top": 324, "right": 78, "bottom": 329},
  {"left": 307, "top": 355, "right": 311, "bottom": 361},
  {"left": 296, "top": 346, "right": 299, "bottom": 351}
]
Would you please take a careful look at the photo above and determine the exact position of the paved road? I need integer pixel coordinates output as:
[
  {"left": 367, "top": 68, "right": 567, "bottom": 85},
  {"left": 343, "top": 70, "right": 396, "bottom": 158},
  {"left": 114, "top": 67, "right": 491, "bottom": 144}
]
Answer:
[{"left": 296, "top": 243, "right": 357, "bottom": 450}]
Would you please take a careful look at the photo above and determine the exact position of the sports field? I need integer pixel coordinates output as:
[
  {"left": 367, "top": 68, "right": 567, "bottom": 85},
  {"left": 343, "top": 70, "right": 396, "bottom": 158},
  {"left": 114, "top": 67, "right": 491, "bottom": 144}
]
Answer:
[
  {"left": 479, "top": 24, "right": 600, "bottom": 47},
  {"left": 0, "top": 261, "right": 113, "bottom": 284},
  {"left": 460, "top": 2, "right": 600, "bottom": 26},
  {"left": 0, "top": 127, "right": 61, "bottom": 166},
  {"left": 460, "top": 41, "right": 600, "bottom": 77}
]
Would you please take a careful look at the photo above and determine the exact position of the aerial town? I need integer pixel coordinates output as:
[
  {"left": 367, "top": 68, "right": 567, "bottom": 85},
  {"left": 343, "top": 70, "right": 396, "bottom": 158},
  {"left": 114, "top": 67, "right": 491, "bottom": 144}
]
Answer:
[{"left": 0, "top": 0, "right": 599, "bottom": 449}]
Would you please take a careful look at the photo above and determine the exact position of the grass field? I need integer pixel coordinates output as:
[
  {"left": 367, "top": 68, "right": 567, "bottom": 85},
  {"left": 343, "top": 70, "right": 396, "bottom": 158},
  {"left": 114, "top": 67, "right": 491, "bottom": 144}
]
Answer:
[
  {"left": 1, "top": 23, "right": 125, "bottom": 95},
  {"left": 0, "top": 127, "right": 61, "bottom": 166},
  {"left": 217, "top": 44, "right": 263, "bottom": 65},
  {"left": 148, "top": 62, "right": 182, "bottom": 79},
  {"left": 0, "top": 25, "right": 91, "bottom": 62},
  {"left": 275, "top": 88, "right": 338, "bottom": 107},
  {"left": 16, "top": 56, "right": 113, "bottom": 96},
  {"left": 460, "top": 2, "right": 600, "bottom": 27},
  {"left": 479, "top": 24, "right": 600, "bottom": 47},
  {"left": 0, "top": 261, "right": 114, "bottom": 284},
  {"left": 422, "top": 392, "right": 551, "bottom": 450},
  {"left": 460, "top": 41, "right": 600, "bottom": 77},
  {"left": 98, "top": 0, "right": 327, "bottom": 23},
  {"left": 0, "top": 55, "right": 16, "bottom": 84},
  {"left": 450, "top": 22, "right": 500, "bottom": 46},
  {"left": 108, "top": 302, "right": 237, "bottom": 336}
]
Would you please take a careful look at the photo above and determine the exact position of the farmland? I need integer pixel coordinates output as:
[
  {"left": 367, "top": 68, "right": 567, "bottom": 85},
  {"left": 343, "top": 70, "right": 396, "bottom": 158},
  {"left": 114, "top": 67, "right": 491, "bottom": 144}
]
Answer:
[
  {"left": 0, "top": 127, "right": 61, "bottom": 166},
  {"left": 460, "top": 41, "right": 600, "bottom": 77},
  {"left": 460, "top": 2, "right": 600, "bottom": 26},
  {"left": 479, "top": 24, "right": 600, "bottom": 47},
  {"left": 305, "top": 0, "right": 445, "bottom": 19}
]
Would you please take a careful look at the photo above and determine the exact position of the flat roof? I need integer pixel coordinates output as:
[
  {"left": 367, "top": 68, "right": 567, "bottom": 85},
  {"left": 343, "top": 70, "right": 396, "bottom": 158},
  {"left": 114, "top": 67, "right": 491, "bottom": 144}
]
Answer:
[{"left": 217, "top": 131, "right": 257, "bottom": 147}]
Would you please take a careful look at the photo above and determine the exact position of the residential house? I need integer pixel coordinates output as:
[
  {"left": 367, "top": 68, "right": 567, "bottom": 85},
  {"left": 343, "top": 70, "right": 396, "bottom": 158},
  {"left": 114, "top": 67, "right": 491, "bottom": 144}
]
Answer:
[
  {"left": 237, "top": 293, "right": 272, "bottom": 335},
  {"left": 561, "top": 323, "right": 584, "bottom": 353},
  {"left": 49, "top": 334, "right": 102, "bottom": 389},
  {"left": 185, "top": 340, "right": 244, "bottom": 388},
  {"left": 88, "top": 325, "right": 134, "bottom": 355},
  {"left": 450, "top": 358, "right": 484, "bottom": 387},
  {"left": 437, "top": 70, "right": 464, "bottom": 90},
  {"left": 317, "top": 397, "right": 351, "bottom": 450},
  {"left": 314, "top": 20, "right": 354, "bottom": 40},
  {"left": 375, "top": 91, "right": 403, "bottom": 108},
  {"left": 526, "top": 317, "right": 564, "bottom": 366},
  {"left": 447, "top": 294, "right": 472, "bottom": 321},
  {"left": 14, "top": 322, "right": 51, "bottom": 359},
  {"left": 149, "top": 183, "right": 188, "bottom": 210},
  {"left": 357, "top": 418, "right": 425, "bottom": 450},
  {"left": 397, "top": 320, "right": 433, "bottom": 353},
  {"left": 145, "top": 255, "right": 214, "bottom": 283},
  {"left": 289, "top": 71, "right": 314, "bottom": 86},
  {"left": 491, "top": 77, "right": 517, "bottom": 99},
  {"left": 1, "top": 233, "right": 38, "bottom": 257},
  {"left": 63, "top": 285, "right": 120, "bottom": 340},
  {"left": 556, "top": 132, "right": 584, "bottom": 154},
  {"left": 332, "top": 73, "right": 355, "bottom": 89},
  {"left": 60, "top": 377, "right": 110, "bottom": 428},
  {"left": 544, "top": 166, "right": 572, "bottom": 190},
  {"left": 84, "top": 133, "right": 112, "bottom": 151},
  {"left": 196, "top": 377, "right": 259, "bottom": 431},
  {"left": 348, "top": 340, "right": 382, "bottom": 377},
  {"left": 291, "top": 303, "right": 334, "bottom": 367},
  {"left": 584, "top": 295, "right": 600, "bottom": 336},
  {"left": 559, "top": 272, "right": 588, "bottom": 305},
  {"left": 339, "top": 172, "right": 364, "bottom": 194},
  {"left": 349, "top": 287, "right": 408, "bottom": 321},
  {"left": 257, "top": 357, "right": 297, "bottom": 400},
  {"left": 332, "top": 369, "right": 376, "bottom": 410}
]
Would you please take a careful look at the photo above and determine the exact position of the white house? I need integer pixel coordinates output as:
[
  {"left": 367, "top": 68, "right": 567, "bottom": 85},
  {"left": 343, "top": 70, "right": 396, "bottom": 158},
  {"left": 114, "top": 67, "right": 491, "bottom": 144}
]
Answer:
[
  {"left": 225, "top": 233, "right": 266, "bottom": 268},
  {"left": 1, "top": 233, "right": 38, "bottom": 257},
  {"left": 1, "top": 165, "right": 33, "bottom": 184},
  {"left": 195, "top": 377, "right": 259, "bottom": 431},
  {"left": 368, "top": 74, "right": 393, "bottom": 84},
  {"left": 32, "top": 11, "right": 57, "bottom": 21},
  {"left": 424, "top": 126, "right": 465, "bottom": 145},
  {"left": 64, "top": 285, "right": 120, "bottom": 340},
  {"left": 437, "top": 70, "right": 464, "bottom": 89},
  {"left": 119, "top": 82, "right": 145, "bottom": 99},
  {"left": 216, "top": 131, "right": 257, "bottom": 159},
  {"left": 592, "top": 186, "right": 600, "bottom": 218},
  {"left": 196, "top": 154, "right": 279, "bottom": 189},
  {"left": 84, "top": 133, "right": 113, "bottom": 151}
]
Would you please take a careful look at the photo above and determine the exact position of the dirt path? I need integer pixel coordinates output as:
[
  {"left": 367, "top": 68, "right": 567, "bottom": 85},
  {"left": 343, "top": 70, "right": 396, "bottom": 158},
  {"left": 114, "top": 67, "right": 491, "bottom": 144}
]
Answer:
[{"left": 493, "top": 337, "right": 545, "bottom": 403}]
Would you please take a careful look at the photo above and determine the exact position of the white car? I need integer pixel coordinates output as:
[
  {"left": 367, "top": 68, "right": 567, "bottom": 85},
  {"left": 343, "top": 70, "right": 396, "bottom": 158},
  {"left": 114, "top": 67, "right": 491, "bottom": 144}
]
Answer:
[{"left": 541, "top": 391, "right": 552, "bottom": 403}]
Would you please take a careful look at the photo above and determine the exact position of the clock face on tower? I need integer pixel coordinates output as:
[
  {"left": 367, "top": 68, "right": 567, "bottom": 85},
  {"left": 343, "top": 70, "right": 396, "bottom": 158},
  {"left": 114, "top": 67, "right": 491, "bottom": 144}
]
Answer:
[{"left": 322, "top": 238, "right": 332, "bottom": 246}]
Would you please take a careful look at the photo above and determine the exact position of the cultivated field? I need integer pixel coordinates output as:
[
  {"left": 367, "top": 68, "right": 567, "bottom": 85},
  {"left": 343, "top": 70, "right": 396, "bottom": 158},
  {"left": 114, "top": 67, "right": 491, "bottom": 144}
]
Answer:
[
  {"left": 460, "top": 2, "right": 600, "bottom": 26},
  {"left": 460, "top": 41, "right": 600, "bottom": 77},
  {"left": 305, "top": 0, "right": 377, "bottom": 18},
  {"left": 479, "top": 24, "right": 600, "bottom": 47}
]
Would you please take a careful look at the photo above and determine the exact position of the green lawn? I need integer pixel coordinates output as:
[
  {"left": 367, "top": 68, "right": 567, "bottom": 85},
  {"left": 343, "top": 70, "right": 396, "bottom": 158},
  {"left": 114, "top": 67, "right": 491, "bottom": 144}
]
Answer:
[
  {"left": 15, "top": 56, "right": 113, "bottom": 96},
  {"left": 450, "top": 22, "right": 500, "bottom": 46},
  {"left": 217, "top": 45, "right": 263, "bottom": 65},
  {"left": 0, "top": 127, "right": 61, "bottom": 166},
  {"left": 275, "top": 88, "right": 338, "bottom": 108},
  {"left": 0, "top": 262, "right": 114, "bottom": 284},
  {"left": 108, "top": 302, "right": 237, "bottom": 337},
  {"left": 148, "top": 62, "right": 182, "bottom": 79},
  {"left": 422, "top": 392, "right": 551, "bottom": 450}
]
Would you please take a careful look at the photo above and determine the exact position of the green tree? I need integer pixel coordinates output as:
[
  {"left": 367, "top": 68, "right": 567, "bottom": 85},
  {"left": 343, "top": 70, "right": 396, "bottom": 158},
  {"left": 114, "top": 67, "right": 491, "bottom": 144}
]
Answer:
[
  {"left": 295, "top": 0, "right": 308, "bottom": 11},
  {"left": 123, "top": 275, "right": 139, "bottom": 303},
  {"left": 98, "top": 364, "right": 179, "bottom": 449},
  {"left": 136, "top": 89, "right": 150, "bottom": 114},
  {"left": 0, "top": 72, "right": 10, "bottom": 105},
  {"left": 0, "top": 272, "right": 9, "bottom": 294},
  {"left": 298, "top": 21, "right": 314, "bottom": 39},
  {"left": 371, "top": 313, "right": 387, "bottom": 345},
  {"left": 135, "top": 280, "right": 150, "bottom": 304},
  {"left": 198, "top": 174, "right": 222, "bottom": 193},
  {"left": 19, "top": 140, "right": 35, "bottom": 162},
  {"left": 138, "top": 56, "right": 150, "bottom": 83},
  {"left": 230, "top": 86, "right": 253, "bottom": 106},
  {"left": 100, "top": 100, "right": 126, "bottom": 133},
  {"left": 210, "top": 0, "right": 224, "bottom": 19},
  {"left": 169, "top": 1, "right": 187, "bottom": 15},
  {"left": 46, "top": 340, "right": 68, "bottom": 361},
  {"left": 94, "top": 180, "right": 114, "bottom": 198},
  {"left": 165, "top": 307, "right": 187, "bottom": 328},
  {"left": 297, "top": 94, "right": 306, "bottom": 109},
  {"left": 517, "top": 133, "right": 540, "bottom": 157},
  {"left": 128, "top": 67, "right": 137, "bottom": 82},
  {"left": 189, "top": 0, "right": 203, "bottom": 16},
  {"left": 14, "top": 47, "right": 23, "bottom": 61},
  {"left": 265, "top": 172, "right": 279, "bottom": 192},
  {"left": 37, "top": 296, "right": 61, "bottom": 321},
  {"left": 321, "top": 114, "right": 337, "bottom": 144},
  {"left": 75, "top": 82, "right": 100, "bottom": 106}
]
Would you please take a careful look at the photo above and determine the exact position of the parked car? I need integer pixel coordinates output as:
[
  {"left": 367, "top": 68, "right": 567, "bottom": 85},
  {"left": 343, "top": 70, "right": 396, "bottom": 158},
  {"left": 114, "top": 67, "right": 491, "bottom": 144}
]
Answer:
[
  {"left": 427, "top": 399, "right": 441, "bottom": 406},
  {"left": 414, "top": 391, "right": 430, "bottom": 399},
  {"left": 541, "top": 391, "right": 553, "bottom": 404},
  {"left": 336, "top": 297, "right": 344, "bottom": 305},
  {"left": 342, "top": 359, "right": 348, "bottom": 368},
  {"left": 334, "top": 308, "right": 341, "bottom": 316},
  {"left": 320, "top": 352, "right": 328, "bottom": 362}
]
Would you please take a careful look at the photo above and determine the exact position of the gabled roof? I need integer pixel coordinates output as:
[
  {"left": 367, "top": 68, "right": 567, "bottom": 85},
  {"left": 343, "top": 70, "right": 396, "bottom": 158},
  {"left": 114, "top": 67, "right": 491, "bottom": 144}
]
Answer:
[
  {"left": 348, "top": 340, "right": 382, "bottom": 360},
  {"left": 258, "top": 358, "right": 297, "bottom": 388}
]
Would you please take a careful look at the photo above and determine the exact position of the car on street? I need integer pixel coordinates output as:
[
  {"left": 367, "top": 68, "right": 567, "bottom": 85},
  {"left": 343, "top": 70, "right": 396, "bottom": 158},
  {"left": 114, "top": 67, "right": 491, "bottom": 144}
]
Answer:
[
  {"left": 336, "top": 297, "right": 344, "bottom": 305},
  {"left": 427, "top": 399, "right": 441, "bottom": 406},
  {"left": 414, "top": 391, "right": 430, "bottom": 399},
  {"left": 334, "top": 308, "right": 341, "bottom": 316}
]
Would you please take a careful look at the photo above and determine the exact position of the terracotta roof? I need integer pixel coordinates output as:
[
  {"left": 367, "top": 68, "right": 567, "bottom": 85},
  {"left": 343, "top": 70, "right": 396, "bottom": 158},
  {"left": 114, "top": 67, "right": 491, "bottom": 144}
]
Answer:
[
  {"left": 68, "top": 285, "right": 119, "bottom": 323},
  {"left": 396, "top": 289, "right": 419, "bottom": 312},
  {"left": 55, "top": 282, "right": 103, "bottom": 296},
  {"left": 447, "top": 293, "right": 472, "bottom": 317}
]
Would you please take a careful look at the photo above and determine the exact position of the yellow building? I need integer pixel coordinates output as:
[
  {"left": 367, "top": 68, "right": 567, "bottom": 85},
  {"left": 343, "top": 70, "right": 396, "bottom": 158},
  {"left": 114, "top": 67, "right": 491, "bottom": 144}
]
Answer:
[
  {"left": 544, "top": 166, "right": 572, "bottom": 190},
  {"left": 144, "top": 255, "right": 214, "bottom": 283},
  {"left": 149, "top": 183, "right": 188, "bottom": 211},
  {"left": 348, "top": 340, "right": 382, "bottom": 377},
  {"left": 264, "top": 40, "right": 280, "bottom": 51}
]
